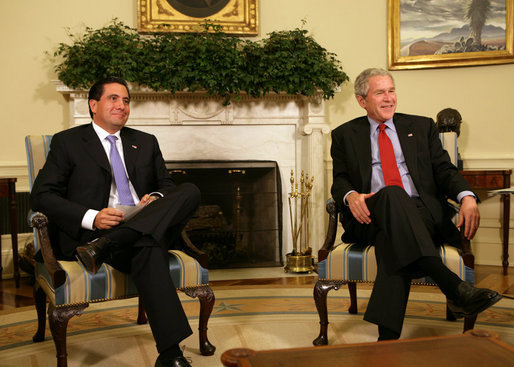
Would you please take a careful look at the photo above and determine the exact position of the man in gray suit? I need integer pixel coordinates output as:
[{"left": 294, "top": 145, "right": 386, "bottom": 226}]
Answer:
[
  {"left": 330, "top": 68, "right": 501, "bottom": 340},
  {"left": 31, "top": 77, "right": 196, "bottom": 367}
]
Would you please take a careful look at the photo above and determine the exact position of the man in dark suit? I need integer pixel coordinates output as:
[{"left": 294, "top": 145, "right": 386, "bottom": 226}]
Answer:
[
  {"left": 330, "top": 68, "right": 502, "bottom": 341},
  {"left": 31, "top": 77, "right": 196, "bottom": 367}
]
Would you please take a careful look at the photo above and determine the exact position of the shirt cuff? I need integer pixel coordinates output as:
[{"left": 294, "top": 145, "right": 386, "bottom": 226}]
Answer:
[
  {"left": 82, "top": 209, "right": 99, "bottom": 230},
  {"left": 343, "top": 190, "right": 357, "bottom": 206},
  {"left": 457, "top": 191, "right": 476, "bottom": 203}
]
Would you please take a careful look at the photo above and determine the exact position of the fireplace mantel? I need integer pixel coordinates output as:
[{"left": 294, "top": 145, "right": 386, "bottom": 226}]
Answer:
[{"left": 55, "top": 81, "right": 331, "bottom": 259}]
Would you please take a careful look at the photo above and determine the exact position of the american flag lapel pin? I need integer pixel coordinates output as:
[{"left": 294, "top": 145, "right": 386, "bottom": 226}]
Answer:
[
  {"left": 132, "top": 145, "right": 138, "bottom": 149},
  {"left": 408, "top": 133, "right": 413, "bottom": 137}
]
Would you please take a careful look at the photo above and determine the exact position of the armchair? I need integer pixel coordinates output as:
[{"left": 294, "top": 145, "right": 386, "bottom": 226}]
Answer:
[
  {"left": 25, "top": 135, "right": 215, "bottom": 367},
  {"left": 313, "top": 132, "right": 477, "bottom": 346}
]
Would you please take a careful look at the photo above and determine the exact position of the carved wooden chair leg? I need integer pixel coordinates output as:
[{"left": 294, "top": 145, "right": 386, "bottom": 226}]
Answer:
[
  {"left": 185, "top": 285, "right": 216, "bottom": 356},
  {"left": 347, "top": 282, "right": 358, "bottom": 314},
  {"left": 136, "top": 297, "right": 148, "bottom": 324},
  {"left": 32, "top": 283, "right": 47, "bottom": 342},
  {"left": 313, "top": 280, "right": 344, "bottom": 346},
  {"left": 463, "top": 315, "right": 477, "bottom": 332},
  {"left": 48, "top": 303, "right": 88, "bottom": 367}
]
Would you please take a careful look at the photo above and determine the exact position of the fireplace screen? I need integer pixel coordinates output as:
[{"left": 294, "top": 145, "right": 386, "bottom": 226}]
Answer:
[{"left": 166, "top": 161, "right": 282, "bottom": 269}]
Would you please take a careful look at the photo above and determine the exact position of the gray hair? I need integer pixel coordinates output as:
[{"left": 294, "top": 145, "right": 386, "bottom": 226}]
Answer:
[{"left": 354, "top": 68, "right": 394, "bottom": 97}]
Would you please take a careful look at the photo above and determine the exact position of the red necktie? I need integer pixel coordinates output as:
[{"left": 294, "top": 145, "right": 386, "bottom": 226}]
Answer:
[{"left": 378, "top": 124, "right": 404, "bottom": 188}]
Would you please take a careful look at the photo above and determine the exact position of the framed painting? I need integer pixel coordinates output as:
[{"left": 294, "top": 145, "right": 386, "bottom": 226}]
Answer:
[
  {"left": 388, "top": 0, "right": 514, "bottom": 70},
  {"left": 137, "top": 0, "right": 258, "bottom": 35}
]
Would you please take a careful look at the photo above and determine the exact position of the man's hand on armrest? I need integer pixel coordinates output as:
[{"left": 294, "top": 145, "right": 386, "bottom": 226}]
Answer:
[{"left": 457, "top": 195, "right": 480, "bottom": 240}]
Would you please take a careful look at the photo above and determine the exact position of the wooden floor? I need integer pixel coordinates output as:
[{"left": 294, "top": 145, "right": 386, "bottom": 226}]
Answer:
[{"left": 0, "top": 265, "right": 512, "bottom": 312}]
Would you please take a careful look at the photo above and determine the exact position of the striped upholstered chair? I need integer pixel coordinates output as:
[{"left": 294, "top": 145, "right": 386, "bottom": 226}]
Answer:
[
  {"left": 313, "top": 132, "right": 476, "bottom": 345},
  {"left": 25, "top": 135, "right": 215, "bottom": 367}
]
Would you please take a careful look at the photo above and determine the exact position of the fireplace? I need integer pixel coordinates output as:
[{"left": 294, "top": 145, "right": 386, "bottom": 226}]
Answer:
[{"left": 167, "top": 161, "right": 282, "bottom": 268}]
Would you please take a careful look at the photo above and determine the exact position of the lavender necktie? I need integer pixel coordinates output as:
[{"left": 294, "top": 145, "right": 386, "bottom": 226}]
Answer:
[{"left": 106, "top": 135, "right": 135, "bottom": 206}]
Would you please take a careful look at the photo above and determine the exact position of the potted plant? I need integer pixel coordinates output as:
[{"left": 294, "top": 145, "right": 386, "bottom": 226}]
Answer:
[{"left": 51, "top": 20, "right": 349, "bottom": 104}]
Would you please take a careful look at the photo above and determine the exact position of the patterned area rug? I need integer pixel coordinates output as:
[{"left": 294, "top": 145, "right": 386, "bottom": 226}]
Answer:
[{"left": 0, "top": 286, "right": 512, "bottom": 366}]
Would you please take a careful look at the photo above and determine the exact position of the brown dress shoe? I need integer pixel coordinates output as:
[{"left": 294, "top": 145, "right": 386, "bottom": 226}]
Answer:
[
  {"left": 154, "top": 355, "right": 192, "bottom": 367},
  {"left": 448, "top": 281, "right": 502, "bottom": 317},
  {"left": 75, "top": 237, "right": 112, "bottom": 274}
]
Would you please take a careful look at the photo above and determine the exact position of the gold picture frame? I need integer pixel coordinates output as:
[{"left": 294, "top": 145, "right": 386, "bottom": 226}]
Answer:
[
  {"left": 388, "top": 0, "right": 514, "bottom": 70},
  {"left": 137, "top": 0, "right": 258, "bottom": 35}
]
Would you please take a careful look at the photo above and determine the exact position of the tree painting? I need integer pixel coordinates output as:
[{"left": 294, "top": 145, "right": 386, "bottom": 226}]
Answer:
[
  {"left": 466, "top": 0, "right": 492, "bottom": 46},
  {"left": 400, "top": 0, "right": 506, "bottom": 56}
]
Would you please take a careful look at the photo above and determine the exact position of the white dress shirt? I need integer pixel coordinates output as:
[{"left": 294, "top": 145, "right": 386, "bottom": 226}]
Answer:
[{"left": 81, "top": 122, "right": 141, "bottom": 230}]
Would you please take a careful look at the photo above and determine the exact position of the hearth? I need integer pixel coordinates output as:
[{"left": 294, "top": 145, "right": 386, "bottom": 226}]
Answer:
[{"left": 166, "top": 160, "right": 282, "bottom": 269}]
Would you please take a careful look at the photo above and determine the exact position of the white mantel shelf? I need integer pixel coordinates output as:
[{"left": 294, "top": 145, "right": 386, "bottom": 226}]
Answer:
[{"left": 55, "top": 81, "right": 332, "bottom": 259}]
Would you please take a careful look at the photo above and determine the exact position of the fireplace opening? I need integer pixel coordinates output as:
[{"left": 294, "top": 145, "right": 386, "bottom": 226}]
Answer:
[{"left": 166, "top": 160, "right": 282, "bottom": 269}]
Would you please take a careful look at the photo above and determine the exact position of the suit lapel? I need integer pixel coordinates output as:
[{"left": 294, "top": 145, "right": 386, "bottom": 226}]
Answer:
[
  {"left": 81, "top": 124, "right": 111, "bottom": 173},
  {"left": 352, "top": 118, "right": 372, "bottom": 192},
  {"left": 120, "top": 128, "right": 138, "bottom": 186},
  {"left": 394, "top": 114, "right": 419, "bottom": 183}
]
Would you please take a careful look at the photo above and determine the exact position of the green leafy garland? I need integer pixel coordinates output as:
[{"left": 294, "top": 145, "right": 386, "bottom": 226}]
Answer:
[{"left": 52, "top": 20, "right": 349, "bottom": 104}]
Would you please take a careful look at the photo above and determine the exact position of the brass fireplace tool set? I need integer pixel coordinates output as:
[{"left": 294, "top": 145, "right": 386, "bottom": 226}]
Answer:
[{"left": 284, "top": 170, "right": 314, "bottom": 273}]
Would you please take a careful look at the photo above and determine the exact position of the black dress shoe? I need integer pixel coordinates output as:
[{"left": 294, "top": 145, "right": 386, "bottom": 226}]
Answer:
[
  {"left": 448, "top": 281, "right": 502, "bottom": 317},
  {"left": 154, "top": 355, "right": 192, "bottom": 367},
  {"left": 75, "top": 237, "right": 112, "bottom": 274}
]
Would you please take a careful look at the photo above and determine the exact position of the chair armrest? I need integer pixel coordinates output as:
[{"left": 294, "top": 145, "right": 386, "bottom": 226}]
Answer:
[
  {"left": 318, "top": 198, "right": 339, "bottom": 262},
  {"left": 180, "top": 229, "right": 209, "bottom": 269},
  {"left": 30, "top": 212, "right": 67, "bottom": 288},
  {"left": 447, "top": 198, "right": 460, "bottom": 214},
  {"left": 446, "top": 200, "right": 475, "bottom": 269}
]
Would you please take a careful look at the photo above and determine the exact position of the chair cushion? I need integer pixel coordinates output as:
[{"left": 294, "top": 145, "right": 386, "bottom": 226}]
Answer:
[
  {"left": 36, "top": 250, "right": 209, "bottom": 306},
  {"left": 318, "top": 242, "right": 474, "bottom": 284},
  {"left": 168, "top": 250, "right": 209, "bottom": 289}
]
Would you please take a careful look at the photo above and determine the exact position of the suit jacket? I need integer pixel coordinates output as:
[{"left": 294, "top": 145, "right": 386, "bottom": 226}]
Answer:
[
  {"left": 330, "top": 113, "right": 472, "bottom": 246},
  {"left": 31, "top": 123, "right": 175, "bottom": 258}
]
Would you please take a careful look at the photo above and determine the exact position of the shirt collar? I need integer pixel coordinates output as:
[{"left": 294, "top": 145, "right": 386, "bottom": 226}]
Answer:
[
  {"left": 92, "top": 121, "right": 122, "bottom": 141},
  {"left": 368, "top": 116, "right": 395, "bottom": 135}
]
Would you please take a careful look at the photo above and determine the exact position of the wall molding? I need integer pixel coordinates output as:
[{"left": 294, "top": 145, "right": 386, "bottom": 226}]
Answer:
[
  {"left": 0, "top": 161, "right": 30, "bottom": 191},
  {"left": 462, "top": 155, "right": 514, "bottom": 179}
]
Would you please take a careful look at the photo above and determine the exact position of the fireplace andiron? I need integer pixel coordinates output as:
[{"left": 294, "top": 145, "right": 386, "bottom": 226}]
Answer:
[{"left": 284, "top": 170, "right": 314, "bottom": 273}]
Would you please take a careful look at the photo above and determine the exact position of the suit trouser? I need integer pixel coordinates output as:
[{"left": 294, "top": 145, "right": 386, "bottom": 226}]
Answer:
[
  {"left": 348, "top": 186, "right": 441, "bottom": 334},
  {"left": 92, "top": 183, "right": 201, "bottom": 352}
]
